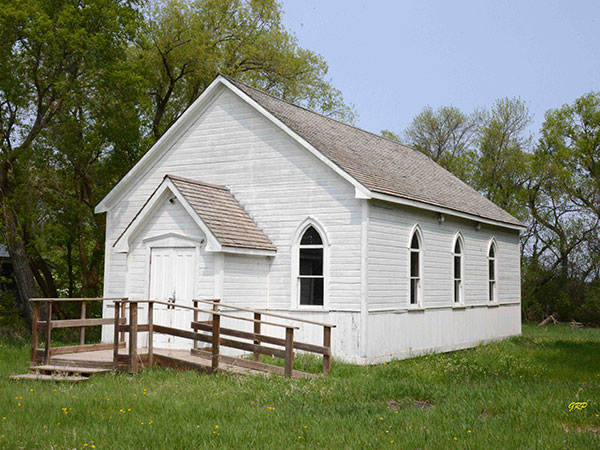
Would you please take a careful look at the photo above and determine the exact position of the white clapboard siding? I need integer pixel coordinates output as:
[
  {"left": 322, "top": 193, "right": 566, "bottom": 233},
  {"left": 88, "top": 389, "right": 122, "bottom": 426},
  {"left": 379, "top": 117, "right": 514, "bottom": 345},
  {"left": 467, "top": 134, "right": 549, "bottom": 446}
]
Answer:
[
  {"left": 222, "top": 254, "right": 269, "bottom": 308},
  {"left": 103, "top": 86, "right": 363, "bottom": 311},
  {"left": 367, "top": 200, "right": 521, "bottom": 310}
]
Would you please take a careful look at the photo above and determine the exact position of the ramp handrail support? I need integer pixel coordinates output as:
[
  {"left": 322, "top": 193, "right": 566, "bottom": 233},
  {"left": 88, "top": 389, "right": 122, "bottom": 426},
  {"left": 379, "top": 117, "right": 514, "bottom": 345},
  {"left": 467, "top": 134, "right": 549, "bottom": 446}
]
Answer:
[{"left": 114, "top": 298, "right": 333, "bottom": 377}]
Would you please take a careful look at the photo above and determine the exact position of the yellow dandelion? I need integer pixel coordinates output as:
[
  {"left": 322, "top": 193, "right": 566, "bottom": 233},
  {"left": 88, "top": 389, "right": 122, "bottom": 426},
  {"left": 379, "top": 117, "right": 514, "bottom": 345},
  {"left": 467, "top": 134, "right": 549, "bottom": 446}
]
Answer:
[
  {"left": 454, "top": 437, "right": 458, "bottom": 441},
  {"left": 149, "top": 420, "right": 154, "bottom": 424},
  {"left": 196, "top": 425, "right": 200, "bottom": 428},
  {"left": 215, "top": 425, "right": 219, "bottom": 429},
  {"left": 385, "top": 430, "right": 389, "bottom": 433},
  {"left": 379, "top": 417, "right": 384, "bottom": 421},
  {"left": 298, "top": 436, "right": 302, "bottom": 439},
  {"left": 29, "top": 389, "right": 33, "bottom": 392},
  {"left": 17, "top": 403, "right": 21, "bottom": 407},
  {"left": 468, "top": 429, "right": 472, "bottom": 433},
  {"left": 304, "top": 425, "right": 308, "bottom": 429},
  {"left": 91, "top": 446, "right": 95, "bottom": 449},
  {"left": 127, "top": 408, "right": 131, "bottom": 412}
]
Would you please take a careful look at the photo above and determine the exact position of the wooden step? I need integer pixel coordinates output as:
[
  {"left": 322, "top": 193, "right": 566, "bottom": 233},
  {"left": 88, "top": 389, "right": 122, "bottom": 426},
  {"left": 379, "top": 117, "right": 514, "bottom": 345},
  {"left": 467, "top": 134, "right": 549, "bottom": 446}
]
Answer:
[
  {"left": 30, "top": 365, "right": 111, "bottom": 375},
  {"left": 10, "top": 373, "right": 88, "bottom": 382}
]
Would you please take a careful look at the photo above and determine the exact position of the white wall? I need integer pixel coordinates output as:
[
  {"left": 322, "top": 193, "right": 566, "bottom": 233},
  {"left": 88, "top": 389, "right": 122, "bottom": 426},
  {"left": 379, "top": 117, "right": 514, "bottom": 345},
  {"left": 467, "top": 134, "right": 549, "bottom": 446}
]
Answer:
[
  {"left": 364, "top": 199, "right": 521, "bottom": 361},
  {"left": 367, "top": 200, "right": 521, "bottom": 309}
]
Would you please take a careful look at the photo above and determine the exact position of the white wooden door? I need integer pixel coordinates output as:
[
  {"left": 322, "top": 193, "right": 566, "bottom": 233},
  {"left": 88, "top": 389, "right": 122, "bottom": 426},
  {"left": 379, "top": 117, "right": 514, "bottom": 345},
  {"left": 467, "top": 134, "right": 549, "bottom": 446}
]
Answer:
[{"left": 149, "top": 247, "right": 196, "bottom": 348}]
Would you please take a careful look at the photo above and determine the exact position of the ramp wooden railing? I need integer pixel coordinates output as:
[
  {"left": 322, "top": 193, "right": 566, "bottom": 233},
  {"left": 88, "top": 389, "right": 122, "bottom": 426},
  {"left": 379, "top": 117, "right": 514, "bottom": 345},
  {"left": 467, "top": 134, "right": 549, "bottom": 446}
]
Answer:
[
  {"left": 29, "top": 298, "right": 128, "bottom": 365},
  {"left": 113, "top": 299, "right": 335, "bottom": 378}
]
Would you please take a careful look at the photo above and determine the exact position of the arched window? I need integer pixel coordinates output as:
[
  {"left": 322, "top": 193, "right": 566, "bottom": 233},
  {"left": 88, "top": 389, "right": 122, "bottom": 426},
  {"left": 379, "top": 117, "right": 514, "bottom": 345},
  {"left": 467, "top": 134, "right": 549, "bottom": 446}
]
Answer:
[
  {"left": 488, "top": 240, "right": 497, "bottom": 302},
  {"left": 298, "top": 226, "right": 324, "bottom": 306},
  {"left": 453, "top": 235, "right": 463, "bottom": 303},
  {"left": 409, "top": 228, "right": 422, "bottom": 305}
]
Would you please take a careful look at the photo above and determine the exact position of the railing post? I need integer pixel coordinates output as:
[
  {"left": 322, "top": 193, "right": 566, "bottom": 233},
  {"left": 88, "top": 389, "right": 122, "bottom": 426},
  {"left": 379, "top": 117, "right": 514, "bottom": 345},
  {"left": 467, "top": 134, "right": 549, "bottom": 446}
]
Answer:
[
  {"left": 284, "top": 326, "right": 294, "bottom": 378},
  {"left": 147, "top": 301, "right": 154, "bottom": 367},
  {"left": 323, "top": 325, "right": 331, "bottom": 375},
  {"left": 193, "top": 300, "right": 198, "bottom": 352},
  {"left": 30, "top": 301, "right": 40, "bottom": 366},
  {"left": 253, "top": 313, "right": 261, "bottom": 362},
  {"left": 44, "top": 301, "right": 53, "bottom": 365},
  {"left": 211, "top": 306, "right": 220, "bottom": 373},
  {"left": 128, "top": 301, "right": 138, "bottom": 373},
  {"left": 120, "top": 300, "right": 126, "bottom": 342},
  {"left": 113, "top": 301, "right": 121, "bottom": 371},
  {"left": 79, "top": 300, "right": 86, "bottom": 346}
]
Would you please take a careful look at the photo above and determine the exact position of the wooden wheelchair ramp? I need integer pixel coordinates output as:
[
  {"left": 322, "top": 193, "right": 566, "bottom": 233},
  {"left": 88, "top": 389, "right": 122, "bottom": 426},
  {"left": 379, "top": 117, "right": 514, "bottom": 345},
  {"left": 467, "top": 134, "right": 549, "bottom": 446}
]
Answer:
[{"left": 14, "top": 297, "right": 335, "bottom": 381}]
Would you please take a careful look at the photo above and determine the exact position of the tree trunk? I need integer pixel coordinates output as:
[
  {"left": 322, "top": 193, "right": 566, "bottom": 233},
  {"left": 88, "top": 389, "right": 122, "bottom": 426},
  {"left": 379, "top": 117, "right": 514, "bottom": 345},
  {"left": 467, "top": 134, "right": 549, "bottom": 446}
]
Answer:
[{"left": 4, "top": 213, "right": 38, "bottom": 320}]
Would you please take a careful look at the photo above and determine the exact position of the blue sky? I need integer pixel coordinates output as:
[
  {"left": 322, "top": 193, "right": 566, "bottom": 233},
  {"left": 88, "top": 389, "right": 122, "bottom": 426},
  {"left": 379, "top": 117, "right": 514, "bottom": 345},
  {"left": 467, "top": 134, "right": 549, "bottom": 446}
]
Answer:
[{"left": 280, "top": 0, "right": 600, "bottom": 137}]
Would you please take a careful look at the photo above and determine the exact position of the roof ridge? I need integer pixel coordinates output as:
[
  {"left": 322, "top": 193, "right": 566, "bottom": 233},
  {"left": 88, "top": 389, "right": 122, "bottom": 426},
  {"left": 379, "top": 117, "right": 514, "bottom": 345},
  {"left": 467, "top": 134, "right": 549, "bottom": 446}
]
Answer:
[
  {"left": 165, "top": 174, "right": 229, "bottom": 191},
  {"left": 219, "top": 74, "right": 421, "bottom": 155}
]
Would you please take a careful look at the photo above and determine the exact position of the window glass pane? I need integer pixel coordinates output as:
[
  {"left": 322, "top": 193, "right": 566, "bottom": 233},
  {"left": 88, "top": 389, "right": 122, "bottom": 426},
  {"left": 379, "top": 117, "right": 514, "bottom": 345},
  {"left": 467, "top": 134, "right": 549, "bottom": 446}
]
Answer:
[
  {"left": 411, "top": 233, "right": 420, "bottom": 249},
  {"left": 489, "top": 260, "right": 495, "bottom": 280},
  {"left": 300, "top": 248, "right": 323, "bottom": 275},
  {"left": 489, "top": 281, "right": 495, "bottom": 301},
  {"left": 454, "top": 239, "right": 461, "bottom": 254},
  {"left": 300, "top": 226, "right": 323, "bottom": 245},
  {"left": 410, "top": 251, "right": 419, "bottom": 277},
  {"left": 454, "top": 256, "right": 461, "bottom": 279},
  {"left": 454, "top": 280, "right": 460, "bottom": 303},
  {"left": 300, "top": 278, "right": 324, "bottom": 306},
  {"left": 488, "top": 245, "right": 495, "bottom": 258},
  {"left": 410, "top": 279, "right": 418, "bottom": 304}
]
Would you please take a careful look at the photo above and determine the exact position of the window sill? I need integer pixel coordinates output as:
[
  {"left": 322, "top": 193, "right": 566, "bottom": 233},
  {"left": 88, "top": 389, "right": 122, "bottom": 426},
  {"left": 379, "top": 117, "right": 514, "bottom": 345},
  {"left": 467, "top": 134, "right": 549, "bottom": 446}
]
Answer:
[
  {"left": 452, "top": 304, "right": 467, "bottom": 309},
  {"left": 487, "top": 302, "right": 500, "bottom": 308},
  {"left": 294, "top": 306, "right": 330, "bottom": 312},
  {"left": 406, "top": 305, "right": 425, "bottom": 312}
]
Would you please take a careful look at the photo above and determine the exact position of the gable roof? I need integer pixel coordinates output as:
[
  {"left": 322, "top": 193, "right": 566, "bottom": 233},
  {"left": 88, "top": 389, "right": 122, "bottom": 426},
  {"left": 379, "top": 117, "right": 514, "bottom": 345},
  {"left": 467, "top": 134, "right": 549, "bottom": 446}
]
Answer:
[
  {"left": 114, "top": 175, "right": 276, "bottom": 254},
  {"left": 168, "top": 175, "right": 276, "bottom": 252},
  {"left": 222, "top": 76, "right": 523, "bottom": 228},
  {"left": 96, "top": 74, "right": 524, "bottom": 230}
]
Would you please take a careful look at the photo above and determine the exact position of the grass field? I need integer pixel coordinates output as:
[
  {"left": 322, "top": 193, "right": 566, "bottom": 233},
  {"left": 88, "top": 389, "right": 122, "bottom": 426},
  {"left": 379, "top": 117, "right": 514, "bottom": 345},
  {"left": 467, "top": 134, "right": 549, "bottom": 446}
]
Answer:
[{"left": 0, "top": 324, "right": 599, "bottom": 449}]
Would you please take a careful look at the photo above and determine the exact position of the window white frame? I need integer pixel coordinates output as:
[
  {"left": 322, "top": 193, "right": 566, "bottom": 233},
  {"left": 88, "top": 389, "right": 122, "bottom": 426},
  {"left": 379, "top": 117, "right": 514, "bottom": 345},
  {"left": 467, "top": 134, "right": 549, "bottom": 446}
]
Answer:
[
  {"left": 291, "top": 218, "right": 329, "bottom": 310},
  {"left": 488, "top": 238, "right": 498, "bottom": 302},
  {"left": 452, "top": 232, "right": 465, "bottom": 304},
  {"left": 408, "top": 225, "right": 423, "bottom": 307}
]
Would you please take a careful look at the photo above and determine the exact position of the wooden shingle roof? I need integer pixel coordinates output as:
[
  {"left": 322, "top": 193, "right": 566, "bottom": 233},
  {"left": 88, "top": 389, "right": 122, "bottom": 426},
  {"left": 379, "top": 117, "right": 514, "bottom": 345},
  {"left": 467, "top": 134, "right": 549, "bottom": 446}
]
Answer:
[
  {"left": 224, "top": 76, "right": 524, "bottom": 228},
  {"left": 166, "top": 175, "right": 276, "bottom": 252}
]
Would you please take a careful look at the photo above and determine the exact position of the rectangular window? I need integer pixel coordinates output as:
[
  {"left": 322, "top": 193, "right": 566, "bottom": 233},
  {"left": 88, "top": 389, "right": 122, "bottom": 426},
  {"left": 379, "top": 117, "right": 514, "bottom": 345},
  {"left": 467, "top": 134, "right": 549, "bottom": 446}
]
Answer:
[
  {"left": 454, "top": 280, "right": 461, "bottom": 303},
  {"left": 410, "top": 250, "right": 420, "bottom": 305},
  {"left": 488, "top": 259, "right": 496, "bottom": 301},
  {"left": 299, "top": 248, "right": 323, "bottom": 275},
  {"left": 410, "top": 279, "right": 419, "bottom": 305},
  {"left": 410, "top": 252, "right": 419, "bottom": 277},
  {"left": 300, "top": 278, "right": 324, "bottom": 306}
]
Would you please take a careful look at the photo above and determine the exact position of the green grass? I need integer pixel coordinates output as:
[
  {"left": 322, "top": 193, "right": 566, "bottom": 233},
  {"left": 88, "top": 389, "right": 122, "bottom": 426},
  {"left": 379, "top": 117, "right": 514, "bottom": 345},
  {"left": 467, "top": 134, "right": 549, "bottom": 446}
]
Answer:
[{"left": 0, "top": 325, "right": 599, "bottom": 449}]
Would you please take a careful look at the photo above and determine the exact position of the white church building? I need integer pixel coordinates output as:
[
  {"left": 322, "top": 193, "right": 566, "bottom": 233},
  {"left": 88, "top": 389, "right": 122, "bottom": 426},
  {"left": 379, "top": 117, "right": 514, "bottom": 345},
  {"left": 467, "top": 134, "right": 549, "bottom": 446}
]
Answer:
[{"left": 96, "top": 75, "right": 523, "bottom": 364}]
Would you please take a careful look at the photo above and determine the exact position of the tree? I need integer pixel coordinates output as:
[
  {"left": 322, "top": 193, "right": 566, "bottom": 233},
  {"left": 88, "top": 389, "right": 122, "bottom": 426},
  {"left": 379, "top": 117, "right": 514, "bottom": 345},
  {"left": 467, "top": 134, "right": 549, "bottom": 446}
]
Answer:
[
  {"left": 473, "top": 98, "right": 533, "bottom": 220},
  {"left": 523, "top": 92, "right": 600, "bottom": 318},
  {"left": 399, "top": 105, "right": 479, "bottom": 181},
  {"left": 135, "top": 0, "right": 356, "bottom": 142},
  {"left": 0, "top": 0, "right": 141, "bottom": 316}
]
